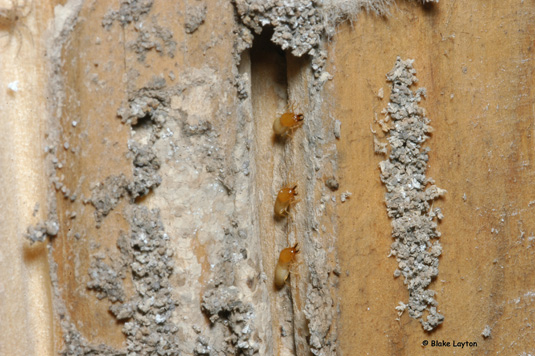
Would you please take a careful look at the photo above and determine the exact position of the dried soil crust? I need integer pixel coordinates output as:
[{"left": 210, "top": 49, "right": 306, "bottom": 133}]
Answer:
[{"left": 379, "top": 57, "right": 445, "bottom": 331}]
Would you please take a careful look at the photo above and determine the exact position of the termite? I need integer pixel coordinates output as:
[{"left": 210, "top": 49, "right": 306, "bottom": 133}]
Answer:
[
  {"left": 273, "top": 109, "right": 304, "bottom": 139},
  {"left": 274, "top": 243, "right": 299, "bottom": 289},
  {"left": 274, "top": 184, "right": 298, "bottom": 218}
]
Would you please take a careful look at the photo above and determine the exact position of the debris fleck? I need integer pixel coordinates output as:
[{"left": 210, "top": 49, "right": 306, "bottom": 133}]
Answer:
[
  {"left": 334, "top": 119, "right": 341, "bottom": 139},
  {"left": 185, "top": 2, "right": 207, "bottom": 34},
  {"left": 340, "top": 191, "right": 351, "bottom": 203},
  {"left": 374, "top": 136, "right": 388, "bottom": 155},
  {"left": 32, "top": 202, "right": 40, "bottom": 216},
  {"left": 325, "top": 176, "right": 339, "bottom": 191},
  {"left": 7, "top": 80, "right": 19, "bottom": 92},
  {"left": 482, "top": 325, "right": 492, "bottom": 338},
  {"left": 24, "top": 219, "right": 59, "bottom": 244}
]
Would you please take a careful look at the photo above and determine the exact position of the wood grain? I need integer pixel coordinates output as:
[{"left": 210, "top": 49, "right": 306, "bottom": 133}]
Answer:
[
  {"left": 331, "top": 0, "right": 535, "bottom": 354},
  {"left": 2, "top": 0, "right": 535, "bottom": 355}
]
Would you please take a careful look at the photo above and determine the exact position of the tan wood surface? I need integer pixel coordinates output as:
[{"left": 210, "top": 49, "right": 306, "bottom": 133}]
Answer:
[
  {"left": 1, "top": 0, "right": 534, "bottom": 355},
  {"left": 0, "top": 1, "right": 56, "bottom": 355},
  {"left": 332, "top": 0, "right": 535, "bottom": 354}
]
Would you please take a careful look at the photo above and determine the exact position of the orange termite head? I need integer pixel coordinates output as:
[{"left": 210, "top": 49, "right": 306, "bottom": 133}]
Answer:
[
  {"left": 273, "top": 111, "right": 304, "bottom": 138},
  {"left": 280, "top": 112, "right": 304, "bottom": 128},
  {"left": 278, "top": 243, "right": 300, "bottom": 264},
  {"left": 275, "top": 243, "right": 300, "bottom": 289}
]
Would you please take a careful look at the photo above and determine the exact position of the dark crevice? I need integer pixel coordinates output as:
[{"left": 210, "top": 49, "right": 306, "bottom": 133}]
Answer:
[
  {"left": 250, "top": 26, "right": 307, "bottom": 356},
  {"left": 251, "top": 27, "right": 288, "bottom": 96}
]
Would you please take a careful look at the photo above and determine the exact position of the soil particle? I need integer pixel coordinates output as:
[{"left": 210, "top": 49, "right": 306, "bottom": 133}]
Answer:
[
  {"left": 117, "top": 81, "right": 169, "bottom": 126},
  {"left": 374, "top": 136, "right": 388, "bottom": 154},
  {"left": 32, "top": 202, "right": 40, "bottom": 216},
  {"left": 325, "top": 176, "right": 339, "bottom": 191},
  {"left": 185, "top": 2, "right": 207, "bottom": 34},
  {"left": 482, "top": 324, "right": 492, "bottom": 338},
  {"left": 200, "top": 228, "right": 259, "bottom": 355},
  {"left": 379, "top": 57, "right": 445, "bottom": 331},
  {"left": 194, "top": 335, "right": 212, "bottom": 355},
  {"left": 87, "top": 246, "right": 128, "bottom": 302},
  {"left": 102, "top": 0, "right": 154, "bottom": 29},
  {"left": 89, "top": 174, "right": 129, "bottom": 226},
  {"left": 24, "top": 219, "right": 59, "bottom": 244},
  {"left": 127, "top": 141, "right": 162, "bottom": 199},
  {"left": 109, "top": 302, "right": 135, "bottom": 320},
  {"left": 333, "top": 119, "right": 341, "bottom": 139},
  {"left": 180, "top": 115, "right": 212, "bottom": 137},
  {"left": 129, "top": 24, "right": 177, "bottom": 62},
  {"left": 340, "top": 191, "right": 351, "bottom": 202},
  {"left": 234, "top": 72, "right": 250, "bottom": 100},
  {"left": 60, "top": 326, "right": 126, "bottom": 356}
]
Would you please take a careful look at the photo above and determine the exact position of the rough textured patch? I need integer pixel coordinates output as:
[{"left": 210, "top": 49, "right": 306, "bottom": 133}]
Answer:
[
  {"left": 89, "top": 174, "right": 128, "bottom": 226},
  {"left": 102, "top": 0, "right": 153, "bottom": 29},
  {"left": 66, "top": 207, "right": 180, "bottom": 355},
  {"left": 88, "top": 142, "right": 161, "bottom": 227},
  {"left": 379, "top": 57, "right": 445, "bottom": 331},
  {"left": 304, "top": 247, "right": 338, "bottom": 355},
  {"left": 201, "top": 286, "right": 257, "bottom": 355},
  {"left": 185, "top": 2, "right": 207, "bottom": 34},
  {"left": 199, "top": 227, "right": 259, "bottom": 355},
  {"left": 102, "top": 0, "right": 176, "bottom": 62},
  {"left": 121, "top": 206, "right": 180, "bottom": 355},
  {"left": 24, "top": 219, "right": 59, "bottom": 244},
  {"left": 323, "top": 0, "right": 395, "bottom": 36},
  {"left": 232, "top": 0, "right": 402, "bottom": 85},
  {"left": 233, "top": 0, "right": 328, "bottom": 83},
  {"left": 127, "top": 141, "right": 162, "bottom": 199},
  {"left": 87, "top": 254, "right": 126, "bottom": 303},
  {"left": 61, "top": 327, "right": 126, "bottom": 356}
]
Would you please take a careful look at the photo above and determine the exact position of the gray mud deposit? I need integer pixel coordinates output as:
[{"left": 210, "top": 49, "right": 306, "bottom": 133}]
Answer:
[{"left": 379, "top": 57, "right": 445, "bottom": 331}]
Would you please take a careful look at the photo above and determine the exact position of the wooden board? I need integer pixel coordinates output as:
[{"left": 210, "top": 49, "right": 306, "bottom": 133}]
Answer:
[
  {"left": 1, "top": 0, "right": 535, "bottom": 355},
  {"left": 333, "top": 0, "right": 535, "bottom": 354}
]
